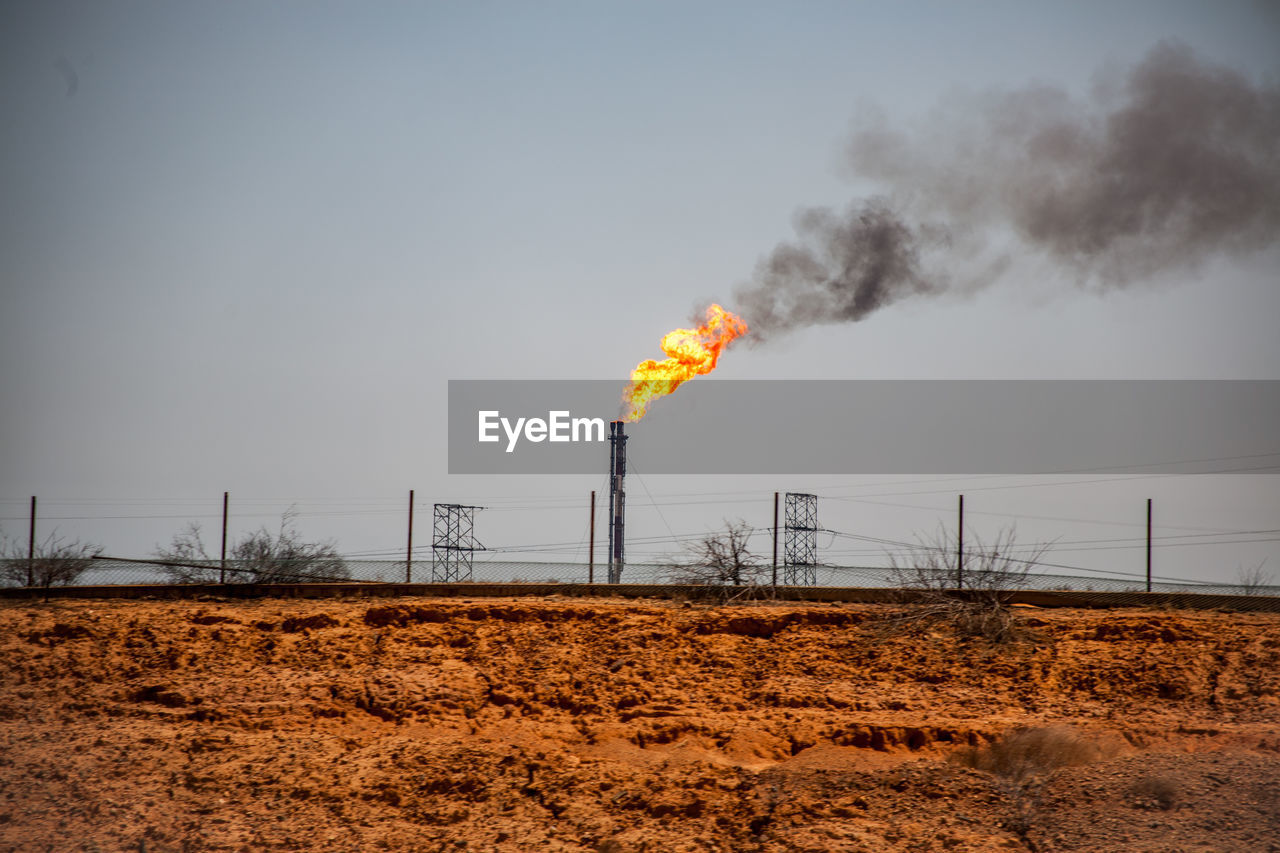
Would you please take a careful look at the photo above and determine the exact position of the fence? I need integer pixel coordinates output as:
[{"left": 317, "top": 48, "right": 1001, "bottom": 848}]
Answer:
[
  {"left": 3, "top": 556, "right": 1279, "bottom": 607},
  {"left": 6, "top": 488, "right": 1277, "bottom": 598}
]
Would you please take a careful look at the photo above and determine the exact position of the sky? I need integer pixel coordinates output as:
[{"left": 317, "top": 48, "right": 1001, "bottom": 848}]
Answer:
[{"left": 1, "top": 1, "right": 1278, "bottom": 586}]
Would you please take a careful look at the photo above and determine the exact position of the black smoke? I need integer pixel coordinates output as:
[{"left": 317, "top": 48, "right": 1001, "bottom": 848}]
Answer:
[{"left": 734, "top": 41, "right": 1280, "bottom": 338}]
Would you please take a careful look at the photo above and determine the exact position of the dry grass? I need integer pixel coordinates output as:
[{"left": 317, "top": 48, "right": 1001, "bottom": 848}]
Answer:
[
  {"left": 879, "top": 590, "right": 1025, "bottom": 643},
  {"left": 955, "top": 725, "right": 1100, "bottom": 783},
  {"left": 953, "top": 726, "right": 1101, "bottom": 848}
]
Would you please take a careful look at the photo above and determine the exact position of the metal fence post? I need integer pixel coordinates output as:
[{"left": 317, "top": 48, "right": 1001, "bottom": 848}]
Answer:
[
  {"left": 220, "top": 491, "right": 229, "bottom": 584},
  {"left": 1146, "top": 498, "right": 1152, "bottom": 593},
  {"left": 407, "top": 489, "right": 415, "bottom": 583},
  {"left": 27, "top": 496, "right": 36, "bottom": 588}
]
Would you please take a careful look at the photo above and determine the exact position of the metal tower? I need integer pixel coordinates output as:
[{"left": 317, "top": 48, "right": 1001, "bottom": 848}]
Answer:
[
  {"left": 607, "top": 420, "right": 627, "bottom": 583},
  {"left": 783, "top": 492, "right": 818, "bottom": 585},
  {"left": 432, "top": 503, "right": 482, "bottom": 582}
]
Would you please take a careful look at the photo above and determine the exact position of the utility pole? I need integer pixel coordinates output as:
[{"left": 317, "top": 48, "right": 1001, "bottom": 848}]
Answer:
[
  {"left": 956, "top": 494, "right": 964, "bottom": 589},
  {"left": 407, "top": 489, "right": 415, "bottom": 583},
  {"left": 772, "top": 491, "right": 779, "bottom": 587},
  {"left": 220, "top": 491, "right": 229, "bottom": 584},
  {"left": 27, "top": 496, "right": 36, "bottom": 588},
  {"left": 1146, "top": 498, "right": 1152, "bottom": 593}
]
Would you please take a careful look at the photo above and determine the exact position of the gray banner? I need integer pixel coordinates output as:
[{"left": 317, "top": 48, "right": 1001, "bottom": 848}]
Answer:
[{"left": 448, "top": 380, "right": 1280, "bottom": 475}]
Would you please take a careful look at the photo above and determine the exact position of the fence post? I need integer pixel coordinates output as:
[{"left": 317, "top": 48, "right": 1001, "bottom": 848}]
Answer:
[
  {"left": 27, "top": 496, "right": 36, "bottom": 588},
  {"left": 772, "top": 491, "right": 779, "bottom": 587},
  {"left": 1146, "top": 498, "right": 1152, "bottom": 593},
  {"left": 220, "top": 491, "right": 229, "bottom": 584},
  {"left": 589, "top": 490, "right": 596, "bottom": 584},
  {"left": 407, "top": 489, "right": 415, "bottom": 583},
  {"left": 956, "top": 494, "right": 964, "bottom": 588}
]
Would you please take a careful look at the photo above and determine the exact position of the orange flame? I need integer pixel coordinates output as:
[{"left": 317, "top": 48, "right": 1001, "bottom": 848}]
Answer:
[{"left": 622, "top": 304, "right": 748, "bottom": 421}]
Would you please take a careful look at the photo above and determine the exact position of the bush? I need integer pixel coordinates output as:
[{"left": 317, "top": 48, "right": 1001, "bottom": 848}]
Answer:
[
  {"left": 1236, "top": 560, "right": 1274, "bottom": 596},
  {"left": 154, "top": 510, "right": 348, "bottom": 584},
  {"left": 666, "top": 520, "right": 766, "bottom": 587},
  {"left": 0, "top": 530, "right": 102, "bottom": 588},
  {"left": 955, "top": 726, "right": 1099, "bottom": 844},
  {"left": 886, "top": 525, "right": 1051, "bottom": 643},
  {"left": 955, "top": 726, "right": 1099, "bottom": 783}
]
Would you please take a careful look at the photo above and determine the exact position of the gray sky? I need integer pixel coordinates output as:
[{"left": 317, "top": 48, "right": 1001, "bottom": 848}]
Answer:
[{"left": 2, "top": 1, "right": 1277, "bottom": 584}]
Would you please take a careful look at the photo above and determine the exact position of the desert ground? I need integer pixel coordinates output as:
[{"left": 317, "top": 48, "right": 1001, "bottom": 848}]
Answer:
[{"left": 2, "top": 594, "right": 1278, "bottom": 852}]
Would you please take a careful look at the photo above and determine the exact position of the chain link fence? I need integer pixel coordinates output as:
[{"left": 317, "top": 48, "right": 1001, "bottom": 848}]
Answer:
[{"left": 3, "top": 556, "right": 1278, "bottom": 606}]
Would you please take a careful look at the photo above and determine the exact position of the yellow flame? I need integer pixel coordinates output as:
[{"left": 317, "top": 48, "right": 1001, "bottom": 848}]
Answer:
[{"left": 622, "top": 304, "right": 748, "bottom": 421}]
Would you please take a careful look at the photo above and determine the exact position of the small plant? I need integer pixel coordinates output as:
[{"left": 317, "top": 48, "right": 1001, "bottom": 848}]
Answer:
[{"left": 1236, "top": 559, "right": 1274, "bottom": 596}]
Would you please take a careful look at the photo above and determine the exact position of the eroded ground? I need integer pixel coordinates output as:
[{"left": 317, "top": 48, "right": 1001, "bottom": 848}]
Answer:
[{"left": 2, "top": 596, "right": 1278, "bottom": 852}]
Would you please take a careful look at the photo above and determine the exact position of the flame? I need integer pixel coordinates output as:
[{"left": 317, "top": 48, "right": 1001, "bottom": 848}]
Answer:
[{"left": 622, "top": 304, "right": 748, "bottom": 421}]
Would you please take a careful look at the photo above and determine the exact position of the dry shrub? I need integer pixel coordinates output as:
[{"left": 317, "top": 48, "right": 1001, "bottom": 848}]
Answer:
[
  {"left": 956, "top": 726, "right": 1100, "bottom": 784},
  {"left": 954, "top": 726, "right": 1100, "bottom": 846},
  {"left": 883, "top": 591, "right": 1023, "bottom": 643},
  {"left": 667, "top": 520, "right": 767, "bottom": 588},
  {"left": 885, "top": 525, "right": 1051, "bottom": 644},
  {"left": 1, "top": 531, "right": 102, "bottom": 589},
  {"left": 153, "top": 510, "right": 349, "bottom": 584},
  {"left": 684, "top": 581, "right": 779, "bottom": 606}
]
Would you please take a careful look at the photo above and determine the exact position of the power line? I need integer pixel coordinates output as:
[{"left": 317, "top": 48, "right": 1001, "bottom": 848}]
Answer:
[
  {"left": 628, "top": 457, "right": 683, "bottom": 552},
  {"left": 820, "top": 528, "right": 1223, "bottom": 584}
]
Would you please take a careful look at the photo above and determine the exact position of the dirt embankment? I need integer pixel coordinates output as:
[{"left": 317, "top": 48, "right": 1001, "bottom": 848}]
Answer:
[{"left": 2, "top": 597, "right": 1278, "bottom": 852}]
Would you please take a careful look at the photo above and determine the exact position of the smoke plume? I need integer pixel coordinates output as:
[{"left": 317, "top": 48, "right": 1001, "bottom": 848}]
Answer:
[{"left": 734, "top": 41, "right": 1280, "bottom": 338}]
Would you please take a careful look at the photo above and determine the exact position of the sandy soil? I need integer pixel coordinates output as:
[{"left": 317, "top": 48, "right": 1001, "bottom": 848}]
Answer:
[{"left": 1, "top": 595, "right": 1278, "bottom": 852}]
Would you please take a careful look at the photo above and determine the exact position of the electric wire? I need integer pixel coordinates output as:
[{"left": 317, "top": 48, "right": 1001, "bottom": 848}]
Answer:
[{"left": 627, "top": 457, "right": 684, "bottom": 555}]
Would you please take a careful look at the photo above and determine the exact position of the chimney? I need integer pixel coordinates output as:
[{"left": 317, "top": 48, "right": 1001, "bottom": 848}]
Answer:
[{"left": 607, "top": 420, "right": 627, "bottom": 583}]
